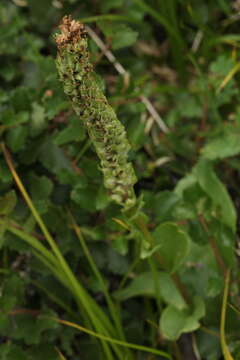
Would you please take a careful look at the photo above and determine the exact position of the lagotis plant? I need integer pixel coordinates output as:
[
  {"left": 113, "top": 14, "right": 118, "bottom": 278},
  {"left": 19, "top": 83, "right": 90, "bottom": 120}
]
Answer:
[{"left": 55, "top": 16, "right": 137, "bottom": 211}]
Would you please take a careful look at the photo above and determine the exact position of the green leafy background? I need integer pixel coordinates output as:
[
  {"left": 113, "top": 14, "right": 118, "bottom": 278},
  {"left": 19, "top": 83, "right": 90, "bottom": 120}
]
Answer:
[{"left": 0, "top": 0, "right": 240, "bottom": 359}]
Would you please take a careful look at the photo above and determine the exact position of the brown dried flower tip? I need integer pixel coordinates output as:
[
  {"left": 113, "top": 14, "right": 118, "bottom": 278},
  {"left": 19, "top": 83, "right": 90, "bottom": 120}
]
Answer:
[{"left": 55, "top": 15, "right": 86, "bottom": 47}]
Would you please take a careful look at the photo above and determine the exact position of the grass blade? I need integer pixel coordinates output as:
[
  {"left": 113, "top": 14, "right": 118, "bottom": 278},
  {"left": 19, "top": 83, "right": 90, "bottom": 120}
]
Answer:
[
  {"left": 54, "top": 318, "right": 171, "bottom": 359},
  {"left": 55, "top": 348, "right": 67, "bottom": 360},
  {"left": 1, "top": 142, "right": 124, "bottom": 359},
  {"left": 68, "top": 211, "right": 127, "bottom": 343}
]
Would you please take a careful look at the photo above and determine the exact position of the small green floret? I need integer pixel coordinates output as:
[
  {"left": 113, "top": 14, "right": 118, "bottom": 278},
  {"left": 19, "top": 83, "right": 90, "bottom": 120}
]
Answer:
[{"left": 55, "top": 16, "right": 137, "bottom": 210}]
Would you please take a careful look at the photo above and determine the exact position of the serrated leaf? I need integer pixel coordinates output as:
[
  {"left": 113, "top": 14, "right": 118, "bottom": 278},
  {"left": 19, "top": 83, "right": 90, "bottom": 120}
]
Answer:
[
  {"left": 152, "top": 222, "right": 191, "bottom": 273},
  {"left": 194, "top": 159, "right": 236, "bottom": 232},
  {"left": 114, "top": 271, "right": 187, "bottom": 309}
]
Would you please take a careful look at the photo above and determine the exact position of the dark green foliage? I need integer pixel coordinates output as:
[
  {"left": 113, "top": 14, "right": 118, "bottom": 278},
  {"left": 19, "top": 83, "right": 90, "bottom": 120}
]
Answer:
[{"left": 0, "top": 0, "right": 240, "bottom": 359}]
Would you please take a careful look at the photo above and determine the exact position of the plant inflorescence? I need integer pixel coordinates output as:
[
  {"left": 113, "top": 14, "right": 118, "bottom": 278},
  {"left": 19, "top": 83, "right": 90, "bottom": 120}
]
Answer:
[{"left": 55, "top": 16, "right": 137, "bottom": 210}]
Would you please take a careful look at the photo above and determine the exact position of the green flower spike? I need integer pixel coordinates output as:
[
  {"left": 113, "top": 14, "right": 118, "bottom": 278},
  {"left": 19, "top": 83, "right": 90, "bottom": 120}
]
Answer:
[{"left": 55, "top": 16, "right": 137, "bottom": 210}]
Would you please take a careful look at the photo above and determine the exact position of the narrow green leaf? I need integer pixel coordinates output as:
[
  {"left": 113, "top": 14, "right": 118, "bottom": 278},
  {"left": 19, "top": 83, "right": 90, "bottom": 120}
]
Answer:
[
  {"left": 220, "top": 269, "right": 234, "bottom": 360},
  {"left": 56, "top": 318, "right": 171, "bottom": 359}
]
